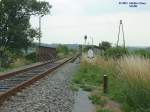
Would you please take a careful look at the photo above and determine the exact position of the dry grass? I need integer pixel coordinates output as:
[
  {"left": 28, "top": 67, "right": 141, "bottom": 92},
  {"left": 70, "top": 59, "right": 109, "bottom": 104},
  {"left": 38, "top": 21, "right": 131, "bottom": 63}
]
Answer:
[
  {"left": 117, "top": 56, "right": 150, "bottom": 89},
  {"left": 92, "top": 55, "right": 150, "bottom": 111},
  {"left": 81, "top": 54, "right": 150, "bottom": 111},
  {"left": 91, "top": 55, "right": 150, "bottom": 89},
  {"left": 82, "top": 54, "right": 114, "bottom": 71}
]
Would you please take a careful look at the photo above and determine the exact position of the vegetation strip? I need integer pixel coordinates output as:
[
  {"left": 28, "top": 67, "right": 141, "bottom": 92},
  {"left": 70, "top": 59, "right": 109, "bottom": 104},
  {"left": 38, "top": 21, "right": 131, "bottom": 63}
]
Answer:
[{"left": 72, "top": 53, "right": 150, "bottom": 112}]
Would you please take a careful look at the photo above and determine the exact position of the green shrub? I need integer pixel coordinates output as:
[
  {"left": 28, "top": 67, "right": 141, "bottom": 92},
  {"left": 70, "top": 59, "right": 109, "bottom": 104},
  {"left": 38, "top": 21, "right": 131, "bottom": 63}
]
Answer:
[
  {"left": 0, "top": 67, "right": 10, "bottom": 72},
  {"left": 25, "top": 52, "right": 36, "bottom": 62},
  {"left": 104, "top": 47, "right": 128, "bottom": 58},
  {"left": 10, "top": 58, "right": 32, "bottom": 68},
  {"left": 132, "top": 49, "right": 150, "bottom": 58},
  {"left": 0, "top": 49, "right": 12, "bottom": 67},
  {"left": 99, "top": 41, "right": 112, "bottom": 51},
  {"left": 69, "top": 48, "right": 77, "bottom": 55},
  {"left": 56, "top": 45, "right": 69, "bottom": 55}
]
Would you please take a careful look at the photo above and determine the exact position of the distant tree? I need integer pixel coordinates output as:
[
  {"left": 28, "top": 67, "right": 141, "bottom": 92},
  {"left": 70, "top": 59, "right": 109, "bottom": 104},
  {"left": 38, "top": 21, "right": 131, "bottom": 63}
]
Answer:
[
  {"left": 0, "top": 0, "right": 51, "bottom": 67},
  {"left": 56, "top": 45, "right": 69, "bottom": 55},
  {"left": 99, "top": 41, "right": 111, "bottom": 51},
  {"left": 104, "top": 47, "right": 128, "bottom": 58}
]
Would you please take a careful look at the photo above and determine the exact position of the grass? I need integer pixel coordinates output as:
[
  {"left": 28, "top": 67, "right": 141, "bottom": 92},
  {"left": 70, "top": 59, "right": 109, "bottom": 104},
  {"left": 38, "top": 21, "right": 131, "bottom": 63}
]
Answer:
[
  {"left": 0, "top": 67, "right": 11, "bottom": 72},
  {"left": 70, "top": 83, "right": 79, "bottom": 91},
  {"left": 116, "top": 56, "right": 150, "bottom": 111},
  {"left": 97, "top": 109, "right": 112, "bottom": 112},
  {"left": 95, "top": 56, "right": 150, "bottom": 112},
  {"left": 0, "top": 58, "right": 33, "bottom": 73},
  {"left": 89, "top": 95, "right": 107, "bottom": 106},
  {"left": 10, "top": 58, "right": 32, "bottom": 68},
  {"left": 73, "top": 55, "right": 150, "bottom": 112},
  {"left": 89, "top": 95, "right": 102, "bottom": 105},
  {"left": 80, "top": 84, "right": 94, "bottom": 91},
  {"left": 72, "top": 56, "right": 117, "bottom": 112},
  {"left": 73, "top": 59, "right": 103, "bottom": 89}
]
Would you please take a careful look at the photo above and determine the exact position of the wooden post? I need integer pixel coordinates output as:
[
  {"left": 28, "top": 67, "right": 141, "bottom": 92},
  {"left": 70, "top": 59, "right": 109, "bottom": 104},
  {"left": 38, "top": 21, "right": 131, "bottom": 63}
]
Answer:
[{"left": 103, "top": 75, "right": 108, "bottom": 94}]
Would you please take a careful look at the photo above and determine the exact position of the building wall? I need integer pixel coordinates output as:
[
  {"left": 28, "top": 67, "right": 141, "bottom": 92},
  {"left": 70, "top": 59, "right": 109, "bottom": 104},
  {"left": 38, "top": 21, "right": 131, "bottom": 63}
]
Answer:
[{"left": 38, "top": 47, "right": 57, "bottom": 62}]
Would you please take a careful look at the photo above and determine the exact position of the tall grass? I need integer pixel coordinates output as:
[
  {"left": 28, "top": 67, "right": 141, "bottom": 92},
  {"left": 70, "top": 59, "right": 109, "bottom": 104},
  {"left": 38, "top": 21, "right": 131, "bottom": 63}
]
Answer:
[
  {"left": 117, "top": 56, "right": 150, "bottom": 111},
  {"left": 94, "top": 56, "right": 150, "bottom": 111},
  {"left": 75, "top": 55, "right": 150, "bottom": 111},
  {"left": 118, "top": 56, "right": 150, "bottom": 88}
]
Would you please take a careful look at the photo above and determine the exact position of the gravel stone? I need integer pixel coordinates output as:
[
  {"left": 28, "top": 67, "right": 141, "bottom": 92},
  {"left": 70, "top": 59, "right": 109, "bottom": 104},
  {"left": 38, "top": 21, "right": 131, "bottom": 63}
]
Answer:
[{"left": 0, "top": 61, "right": 79, "bottom": 112}]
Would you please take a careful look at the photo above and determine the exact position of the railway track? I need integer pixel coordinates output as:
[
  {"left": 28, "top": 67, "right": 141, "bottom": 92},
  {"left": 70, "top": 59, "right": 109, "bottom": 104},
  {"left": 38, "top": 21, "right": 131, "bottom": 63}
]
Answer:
[{"left": 0, "top": 56, "right": 77, "bottom": 104}]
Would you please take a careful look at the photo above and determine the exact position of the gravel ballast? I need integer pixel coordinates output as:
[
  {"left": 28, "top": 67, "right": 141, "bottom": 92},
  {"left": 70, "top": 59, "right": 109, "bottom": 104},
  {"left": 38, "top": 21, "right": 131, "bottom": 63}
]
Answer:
[{"left": 0, "top": 61, "right": 79, "bottom": 112}]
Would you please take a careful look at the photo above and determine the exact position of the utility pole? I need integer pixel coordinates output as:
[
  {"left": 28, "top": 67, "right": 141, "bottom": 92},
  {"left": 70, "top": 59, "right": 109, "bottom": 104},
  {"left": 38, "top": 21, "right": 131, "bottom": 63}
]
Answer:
[
  {"left": 37, "top": 14, "right": 44, "bottom": 62},
  {"left": 92, "top": 37, "right": 93, "bottom": 46},
  {"left": 91, "top": 37, "right": 94, "bottom": 50},
  {"left": 117, "top": 20, "right": 125, "bottom": 48},
  {"left": 39, "top": 15, "right": 44, "bottom": 48}
]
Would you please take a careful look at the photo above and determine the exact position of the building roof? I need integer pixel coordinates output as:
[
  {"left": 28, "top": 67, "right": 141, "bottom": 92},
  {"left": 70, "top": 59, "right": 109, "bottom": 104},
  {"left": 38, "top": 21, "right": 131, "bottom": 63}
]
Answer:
[{"left": 39, "top": 43, "right": 56, "bottom": 49}]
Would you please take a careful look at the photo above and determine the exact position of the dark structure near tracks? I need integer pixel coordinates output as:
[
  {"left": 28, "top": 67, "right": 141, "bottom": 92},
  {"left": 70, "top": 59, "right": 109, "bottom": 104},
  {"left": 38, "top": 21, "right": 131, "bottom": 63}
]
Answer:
[{"left": 38, "top": 45, "right": 57, "bottom": 62}]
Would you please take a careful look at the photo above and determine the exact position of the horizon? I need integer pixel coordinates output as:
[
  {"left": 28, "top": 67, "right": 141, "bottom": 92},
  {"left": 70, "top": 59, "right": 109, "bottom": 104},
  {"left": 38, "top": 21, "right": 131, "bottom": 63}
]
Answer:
[{"left": 38, "top": 42, "right": 150, "bottom": 48}]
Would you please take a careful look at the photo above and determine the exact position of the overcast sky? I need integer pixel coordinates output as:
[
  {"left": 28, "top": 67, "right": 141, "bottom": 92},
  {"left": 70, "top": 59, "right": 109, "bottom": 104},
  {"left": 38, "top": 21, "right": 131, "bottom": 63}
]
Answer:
[{"left": 30, "top": 0, "right": 150, "bottom": 46}]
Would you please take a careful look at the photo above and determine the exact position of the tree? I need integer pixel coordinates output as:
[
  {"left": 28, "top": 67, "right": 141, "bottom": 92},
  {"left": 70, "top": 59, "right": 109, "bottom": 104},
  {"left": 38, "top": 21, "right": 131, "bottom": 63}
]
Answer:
[
  {"left": 0, "top": 0, "right": 51, "bottom": 67},
  {"left": 99, "top": 41, "right": 111, "bottom": 51},
  {"left": 56, "top": 45, "right": 69, "bottom": 55}
]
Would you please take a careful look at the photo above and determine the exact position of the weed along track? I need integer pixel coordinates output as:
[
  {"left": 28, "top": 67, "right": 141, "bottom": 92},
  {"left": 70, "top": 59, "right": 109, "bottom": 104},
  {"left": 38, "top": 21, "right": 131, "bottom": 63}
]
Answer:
[{"left": 0, "top": 56, "right": 76, "bottom": 104}]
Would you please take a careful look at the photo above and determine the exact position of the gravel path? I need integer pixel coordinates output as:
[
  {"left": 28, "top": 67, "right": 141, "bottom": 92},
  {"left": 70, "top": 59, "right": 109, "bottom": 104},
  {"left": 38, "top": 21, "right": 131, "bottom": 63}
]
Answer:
[{"left": 0, "top": 60, "right": 79, "bottom": 112}]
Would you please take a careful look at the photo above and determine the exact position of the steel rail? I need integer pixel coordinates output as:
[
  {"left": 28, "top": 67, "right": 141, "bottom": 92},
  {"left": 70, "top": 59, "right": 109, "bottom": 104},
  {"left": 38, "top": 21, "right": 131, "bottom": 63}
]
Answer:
[{"left": 0, "top": 56, "right": 78, "bottom": 104}]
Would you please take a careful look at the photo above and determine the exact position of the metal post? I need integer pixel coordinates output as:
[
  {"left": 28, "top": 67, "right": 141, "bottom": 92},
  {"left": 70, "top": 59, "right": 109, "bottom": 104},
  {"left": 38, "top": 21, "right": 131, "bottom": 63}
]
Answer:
[
  {"left": 116, "top": 20, "right": 126, "bottom": 49},
  {"left": 39, "top": 16, "right": 41, "bottom": 48},
  {"left": 121, "top": 21, "right": 126, "bottom": 49},
  {"left": 92, "top": 37, "right": 94, "bottom": 50},
  {"left": 37, "top": 15, "right": 44, "bottom": 62},
  {"left": 117, "top": 21, "right": 121, "bottom": 47},
  {"left": 84, "top": 35, "right": 87, "bottom": 46},
  {"left": 103, "top": 75, "right": 108, "bottom": 94}
]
